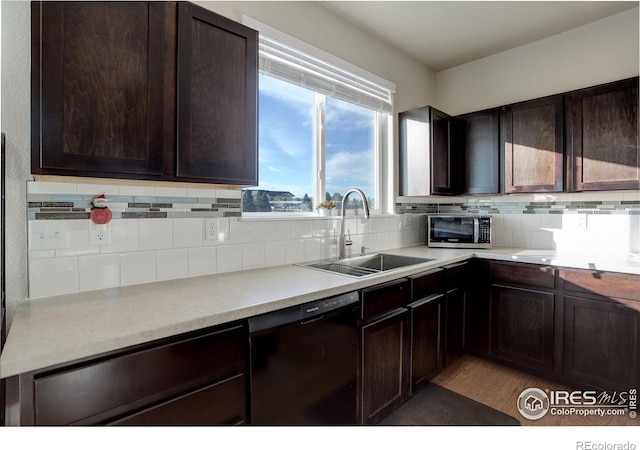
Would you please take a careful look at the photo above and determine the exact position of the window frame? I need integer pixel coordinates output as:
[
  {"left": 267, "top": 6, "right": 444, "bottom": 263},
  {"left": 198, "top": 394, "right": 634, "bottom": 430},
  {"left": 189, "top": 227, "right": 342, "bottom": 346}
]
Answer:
[{"left": 241, "top": 16, "right": 394, "bottom": 218}]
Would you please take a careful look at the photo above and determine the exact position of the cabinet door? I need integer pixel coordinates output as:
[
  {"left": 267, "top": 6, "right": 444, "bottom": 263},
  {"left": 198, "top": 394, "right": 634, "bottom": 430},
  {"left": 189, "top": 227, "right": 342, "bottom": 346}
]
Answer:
[
  {"left": 176, "top": 2, "right": 258, "bottom": 184},
  {"left": 444, "top": 287, "right": 465, "bottom": 368},
  {"left": 563, "top": 295, "right": 639, "bottom": 391},
  {"left": 399, "top": 107, "right": 430, "bottom": 196},
  {"left": 431, "top": 108, "right": 464, "bottom": 195},
  {"left": 32, "top": 2, "right": 166, "bottom": 178},
  {"left": 459, "top": 108, "right": 500, "bottom": 195},
  {"left": 490, "top": 285, "right": 554, "bottom": 374},
  {"left": 408, "top": 294, "right": 444, "bottom": 395},
  {"left": 502, "top": 95, "right": 564, "bottom": 193},
  {"left": 111, "top": 374, "right": 246, "bottom": 426},
  {"left": 361, "top": 308, "right": 410, "bottom": 425},
  {"left": 566, "top": 77, "right": 639, "bottom": 191},
  {"left": 33, "top": 325, "right": 245, "bottom": 425}
]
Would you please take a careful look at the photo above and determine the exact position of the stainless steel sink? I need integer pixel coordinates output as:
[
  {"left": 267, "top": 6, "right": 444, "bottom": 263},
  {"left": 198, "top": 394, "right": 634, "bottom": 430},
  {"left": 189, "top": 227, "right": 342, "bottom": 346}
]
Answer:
[{"left": 301, "top": 254, "right": 434, "bottom": 277}]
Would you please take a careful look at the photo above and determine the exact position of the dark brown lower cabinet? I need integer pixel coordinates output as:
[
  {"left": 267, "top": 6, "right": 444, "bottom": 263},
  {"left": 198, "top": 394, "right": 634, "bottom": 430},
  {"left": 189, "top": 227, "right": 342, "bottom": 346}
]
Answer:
[
  {"left": 443, "top": 262, "right": 470, "bottom": 367},
  {"left": 562, "top": 295, "right": 639, "bottom": 391},
  {"left": 408, "top": 294, "right": 444, "bottom": 395},
  {"left": 360, "top": 308, "right": 410, "bottom": 425},
  {"left": 111, "top": 374, "right": 246, "bottom": 425},
  {"left": 22, "top": 324, "right": 247, "bottom": 426},
  {"left": 490, "top": 285, "right": 555, "bottom": 374}
]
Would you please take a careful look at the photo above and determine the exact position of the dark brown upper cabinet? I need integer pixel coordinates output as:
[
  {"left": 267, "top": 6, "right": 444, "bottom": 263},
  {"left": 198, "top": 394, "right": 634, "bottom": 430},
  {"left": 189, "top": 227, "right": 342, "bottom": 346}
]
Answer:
[
  {"left": 32, "top": 2, "right": 167, "bottom": 179},
  {"left": 458, "top": 108, "right": 500, "bottom": 195},
  {"left": 399, "top": 106, "right": 463, "bottom": 196},
  {"left": 501, "top": 95, "right": 564, "bottom": 193},
  {"left": 32, "top": 1, "right": 258, "bottom": 186},
  {"left": 565, "top": 77, "right": 639, "bottom": 192},
  {"left": 175, "top": 2, "right": 258, "bottom": 184}
]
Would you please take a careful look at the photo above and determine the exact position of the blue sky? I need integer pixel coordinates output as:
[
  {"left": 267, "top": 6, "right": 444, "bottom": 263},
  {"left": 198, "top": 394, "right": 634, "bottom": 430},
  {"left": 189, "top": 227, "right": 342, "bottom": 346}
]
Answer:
[{"left": 257, "top": 74, "right": 375, "bottom": 202}]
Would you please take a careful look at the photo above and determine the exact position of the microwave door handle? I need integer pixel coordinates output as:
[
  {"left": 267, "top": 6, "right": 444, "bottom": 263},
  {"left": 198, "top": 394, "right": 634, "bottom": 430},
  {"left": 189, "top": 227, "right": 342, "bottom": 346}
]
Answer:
[{"left": 473, "top": 218, "right": 479, "bottom": 243}]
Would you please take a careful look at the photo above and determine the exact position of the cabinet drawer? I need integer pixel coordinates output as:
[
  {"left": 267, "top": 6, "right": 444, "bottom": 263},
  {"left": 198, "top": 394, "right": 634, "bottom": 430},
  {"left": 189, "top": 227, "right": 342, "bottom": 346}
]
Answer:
[
  {"left": 111, "top": 374, "right": 247, "bottom": 426},
  {"left": 361, "top": 279, "right": 410, "bottom": 321},
  {"left": 34, "top": 325, "right": 245, "bottom": 425},
  {"left": 490, "top": 261, "right": 555, "bottom": 289},
  {"left": 408, "top": 268, "right": 444, "bottom": 300},
  {"left": 561, "top": 269, "right": 640, "bottom": 301}
]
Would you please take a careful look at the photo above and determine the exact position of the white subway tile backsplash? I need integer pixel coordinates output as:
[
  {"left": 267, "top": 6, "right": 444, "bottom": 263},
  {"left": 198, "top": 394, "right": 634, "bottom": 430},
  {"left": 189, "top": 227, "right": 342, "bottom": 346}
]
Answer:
[
  {"left": 242, "top": 243, "right": 265, "bottom": 270},
  {"left": 285, "top": 239, "right": 305, "bottom": 264},
  {"left": 186, "top": 187, "right": 217, "bottom": 198},
  {"left": 76, "top": 183, "right": 120, "bottom": 196},
  {"left": 55, "top": 220, "right": 99, "bottom": 257},
  {"left": 275, "top": 221, "right": 295, "bottom": 241},
  {"left": 521, "top": 214, "right": 541, "bottom": 230},
  {"left": 157, "top": 249, "right": 188, "bottom": 281},
  {"left": 294, "top": 220, "right": 313, "bottom": 239},
  {"left": 155, "top": 186, "right": 188, "bottom": 197},
  {"left": 120, "top": 251, "right": 156, "bottom": 286},
  {"left": 502, "top": 215, "right": 522, "bottom": 230},
  {"left": 512, "top": 230, "right": 532, "bottom": 248},
  {"left": 25, "top": 181, "right": 639, "bottom": 298},
  {"left": 303, "top": 238, "right": 322, "bottom": 262},
  {"left": 188, "top": 247, "right": 217, "bottom": 278},
  {"left": 101, "top": 219, "right": 139, "bottom": 254},
  {"left": 139, "top": 219, "right": 172, "bottom": 250},
  {"left": 253, "top": 221, "right": 276, "bottom": 242},
  {"left": 172, "top": 218, "right": 203, "bottom": 248},
  {"left": 29, "top": 257, "right": 78, "bottom": 298},
  {"left": 230, "top": 219, "right": 254, "bottom": 244},
  {"left": 264, "top": 241, "right": 286, "bottom": 267},
  {"left": 118, "top": 185, "right": 155, "bottom": 196},
  {"left": 78, "top": 254, "right": 120, "bottom": 292},
  {"left": 217, "top": 245, "right": 242, "bottom": 273},
  {"left": 27, "top": 181, "right": 77, "bottom": 195},
  {"left": 216, "top": 189, "right": 241, "bottom": 199}
]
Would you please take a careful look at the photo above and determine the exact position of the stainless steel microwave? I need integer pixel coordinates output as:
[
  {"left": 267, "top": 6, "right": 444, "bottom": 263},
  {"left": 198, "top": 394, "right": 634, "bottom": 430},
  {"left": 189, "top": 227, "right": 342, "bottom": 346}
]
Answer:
[{"left": 427, "top": 215, "right": 492, "bottom": 248}]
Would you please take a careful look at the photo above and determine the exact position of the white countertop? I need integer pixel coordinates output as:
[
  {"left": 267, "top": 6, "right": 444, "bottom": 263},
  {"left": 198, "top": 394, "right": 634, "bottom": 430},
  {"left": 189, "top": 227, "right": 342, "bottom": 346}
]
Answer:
[{"left": 1, "top": 246, "right": 638, "bottom": 379}]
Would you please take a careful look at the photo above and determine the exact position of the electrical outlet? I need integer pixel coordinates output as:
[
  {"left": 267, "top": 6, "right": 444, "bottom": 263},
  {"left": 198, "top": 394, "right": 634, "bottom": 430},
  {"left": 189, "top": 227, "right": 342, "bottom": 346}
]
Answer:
[
  {"left": 90, "top": 223, "right": 111, "bottom": 246},
  {"left": 404, "top": 214, "right": 413, "bottom": 227},
  {"left": 205, "top": 219, "right": 218, "bottom": 241}
]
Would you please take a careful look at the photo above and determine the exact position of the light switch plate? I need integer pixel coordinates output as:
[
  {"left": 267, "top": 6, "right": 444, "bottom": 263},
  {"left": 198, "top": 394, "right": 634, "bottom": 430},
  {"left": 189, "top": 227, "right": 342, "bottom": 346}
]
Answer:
[{"left": 29, "top": 221, "right": 68, "bottom": 250}]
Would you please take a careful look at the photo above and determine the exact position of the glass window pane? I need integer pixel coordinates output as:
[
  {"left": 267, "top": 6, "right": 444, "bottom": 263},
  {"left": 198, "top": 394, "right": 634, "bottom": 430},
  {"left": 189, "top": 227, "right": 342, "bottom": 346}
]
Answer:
[
  {"left": 325, "top": 96, "right": 376, "bottom": 211},
  {"left": 244, "top": 74, "right": 315, "bottom": 214}
]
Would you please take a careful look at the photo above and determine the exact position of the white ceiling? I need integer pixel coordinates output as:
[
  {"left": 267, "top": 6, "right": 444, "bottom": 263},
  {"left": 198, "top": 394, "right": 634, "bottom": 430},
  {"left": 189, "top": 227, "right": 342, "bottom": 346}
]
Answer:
[{"left": 319, "top": 1, "right": 638, "bottom": 71}]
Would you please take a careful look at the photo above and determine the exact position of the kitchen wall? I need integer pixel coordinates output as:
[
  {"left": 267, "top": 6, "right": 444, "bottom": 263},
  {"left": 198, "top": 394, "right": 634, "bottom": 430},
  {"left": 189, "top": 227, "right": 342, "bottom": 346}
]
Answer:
[
  {"left": 1, "top": 1, "right": 30, "bottom": 330},
  {"left": 436, "top": 7, "right": 640, "bottom": 115}
]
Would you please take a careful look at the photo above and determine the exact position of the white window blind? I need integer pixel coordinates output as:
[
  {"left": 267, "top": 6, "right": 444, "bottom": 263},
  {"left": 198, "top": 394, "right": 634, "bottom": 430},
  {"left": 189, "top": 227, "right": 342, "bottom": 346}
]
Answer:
[{"left": 259, "top": 36, "right": 394, "bottom": 114}]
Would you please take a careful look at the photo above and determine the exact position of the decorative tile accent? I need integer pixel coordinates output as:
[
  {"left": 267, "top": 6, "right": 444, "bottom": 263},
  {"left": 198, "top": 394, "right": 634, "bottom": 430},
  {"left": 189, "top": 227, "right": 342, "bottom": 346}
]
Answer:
[
  {"left": 28, "top": 192, "right": 243, "bottom": 220},
  {"left": 396, "top": 198, "right": 640, "bottom": 215}
]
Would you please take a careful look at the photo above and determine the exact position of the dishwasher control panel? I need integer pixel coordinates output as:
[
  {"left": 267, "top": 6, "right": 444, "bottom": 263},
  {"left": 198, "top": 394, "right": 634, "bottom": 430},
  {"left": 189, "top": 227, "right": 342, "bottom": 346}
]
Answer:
[{"left": 302, "top": 291, "right": 360, "bottom": 319}]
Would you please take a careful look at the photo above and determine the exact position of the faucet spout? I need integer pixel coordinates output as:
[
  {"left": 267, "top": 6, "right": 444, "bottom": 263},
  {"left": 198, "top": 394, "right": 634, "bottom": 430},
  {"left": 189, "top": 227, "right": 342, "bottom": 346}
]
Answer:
[{"left": 339, "top": 188, "right": 370, "bottom": 259}]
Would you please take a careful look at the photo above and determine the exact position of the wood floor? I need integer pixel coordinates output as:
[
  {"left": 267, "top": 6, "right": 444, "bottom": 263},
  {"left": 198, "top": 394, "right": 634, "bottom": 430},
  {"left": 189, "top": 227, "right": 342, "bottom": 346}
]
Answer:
[{"left": 430, "top": 355, "right": 637, "bottom": 426}]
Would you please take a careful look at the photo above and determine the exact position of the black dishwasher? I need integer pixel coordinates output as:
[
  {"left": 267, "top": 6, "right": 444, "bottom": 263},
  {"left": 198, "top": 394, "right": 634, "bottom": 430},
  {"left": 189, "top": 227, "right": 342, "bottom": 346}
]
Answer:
[{"left": 249, "top": 291, "right": 360, "bottom": 425}]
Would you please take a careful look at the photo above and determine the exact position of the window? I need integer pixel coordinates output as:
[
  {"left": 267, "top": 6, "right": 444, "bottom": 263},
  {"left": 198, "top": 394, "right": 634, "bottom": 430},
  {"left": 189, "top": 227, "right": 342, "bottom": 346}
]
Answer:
[{"left": 242, "top": 27, "right": 395, "bottom": 216}]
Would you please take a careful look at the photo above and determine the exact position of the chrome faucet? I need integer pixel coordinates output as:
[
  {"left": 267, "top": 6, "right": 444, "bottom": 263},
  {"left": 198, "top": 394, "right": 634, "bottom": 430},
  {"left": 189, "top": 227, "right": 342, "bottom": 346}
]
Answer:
[{"left": 339, "top": 188, "right": 370, "bottom": 259}]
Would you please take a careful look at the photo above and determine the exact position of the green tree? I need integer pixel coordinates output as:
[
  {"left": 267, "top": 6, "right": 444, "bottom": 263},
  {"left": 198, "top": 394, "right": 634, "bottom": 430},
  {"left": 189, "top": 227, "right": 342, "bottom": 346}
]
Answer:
[
  {"left": 256, "top": 191, "right": 271, "bottom": 212},
  {"left": 242, "top": 190, "right": 256, "bottom": 212}
]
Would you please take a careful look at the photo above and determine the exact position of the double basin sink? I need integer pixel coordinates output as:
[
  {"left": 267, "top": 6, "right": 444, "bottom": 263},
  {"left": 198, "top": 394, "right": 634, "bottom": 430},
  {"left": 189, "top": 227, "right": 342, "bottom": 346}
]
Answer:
[{"left": 301, "top": 253, "right": 434, "bottom": 278}]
